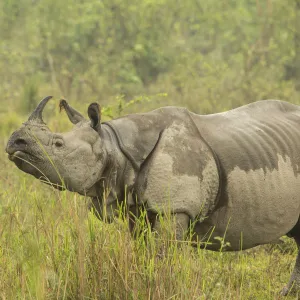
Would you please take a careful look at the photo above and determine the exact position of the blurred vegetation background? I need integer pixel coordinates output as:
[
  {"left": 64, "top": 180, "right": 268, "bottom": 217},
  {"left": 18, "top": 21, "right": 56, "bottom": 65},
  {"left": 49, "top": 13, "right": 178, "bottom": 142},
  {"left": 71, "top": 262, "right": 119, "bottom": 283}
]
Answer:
[{"left": 1, "top": 0, "right": 300, "bottom": 119}]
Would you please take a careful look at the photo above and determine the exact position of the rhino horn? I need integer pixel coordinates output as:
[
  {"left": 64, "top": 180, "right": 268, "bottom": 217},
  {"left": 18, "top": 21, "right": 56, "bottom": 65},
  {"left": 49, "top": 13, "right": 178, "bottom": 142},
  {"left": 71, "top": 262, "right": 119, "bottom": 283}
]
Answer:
[
  {"left": 28, "top": 96, "right": 53, "bottom": 123},
  {"left": 59, "top": 99, "right": 85, "bottom": 124}
]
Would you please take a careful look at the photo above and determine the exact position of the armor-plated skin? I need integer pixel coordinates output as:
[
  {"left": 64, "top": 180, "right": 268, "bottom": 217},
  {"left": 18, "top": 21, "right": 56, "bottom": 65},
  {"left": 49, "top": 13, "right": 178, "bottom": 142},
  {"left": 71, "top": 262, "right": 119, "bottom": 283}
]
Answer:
[
  {"left": 5, "top": 97, "right": 300, "bottom": 295},
  {"left": 192, "top": 101, "right": 300, "bottom": 252}
]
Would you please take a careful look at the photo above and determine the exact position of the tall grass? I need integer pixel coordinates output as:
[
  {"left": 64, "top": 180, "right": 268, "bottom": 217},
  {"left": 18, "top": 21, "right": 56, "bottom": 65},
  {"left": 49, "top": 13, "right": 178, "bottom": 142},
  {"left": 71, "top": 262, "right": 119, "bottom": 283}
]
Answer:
[{"left": 0, "top": 114, "right": 299, "bottom": 299}]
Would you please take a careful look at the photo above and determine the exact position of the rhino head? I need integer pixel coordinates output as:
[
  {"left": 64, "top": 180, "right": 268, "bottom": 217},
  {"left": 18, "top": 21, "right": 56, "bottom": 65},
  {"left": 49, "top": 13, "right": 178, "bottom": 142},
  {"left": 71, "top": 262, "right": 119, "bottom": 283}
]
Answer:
[{"left": 6, "top": 96, "right": 107, "bottom": 196}]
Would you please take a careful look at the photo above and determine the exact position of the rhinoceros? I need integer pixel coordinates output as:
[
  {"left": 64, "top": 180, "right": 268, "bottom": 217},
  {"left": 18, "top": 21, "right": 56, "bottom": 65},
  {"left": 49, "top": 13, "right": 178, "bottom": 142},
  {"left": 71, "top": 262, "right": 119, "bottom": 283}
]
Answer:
[{"left": 5, "top": 96, "right": 300, "bottom": 294}]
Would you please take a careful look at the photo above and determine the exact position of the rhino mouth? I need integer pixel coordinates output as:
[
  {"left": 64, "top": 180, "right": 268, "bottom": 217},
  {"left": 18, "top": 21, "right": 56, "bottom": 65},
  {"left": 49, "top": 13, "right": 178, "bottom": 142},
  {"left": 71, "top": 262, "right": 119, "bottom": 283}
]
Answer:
[
  {"left": 9, "top": 151, "right": 65, "bottom": 190},
  {"left": 8, "top": 150, "right": 43, "bottom": 175},
  {"left": 8, "top": 150, "right": 37, "bottom": 164},
  {"left": 9, "top": 150, "right": 29, "bottom": 164}
]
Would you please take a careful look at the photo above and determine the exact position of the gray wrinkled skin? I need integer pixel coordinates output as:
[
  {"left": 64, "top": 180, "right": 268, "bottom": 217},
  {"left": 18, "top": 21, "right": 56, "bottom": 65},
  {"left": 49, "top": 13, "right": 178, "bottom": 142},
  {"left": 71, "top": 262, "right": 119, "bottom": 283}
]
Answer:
[
  {"left": 6, "top": 97, "right": 300, "bottom": 295},
  {"left": 6, "top": 119, "right": 106, "bottom": 195}
]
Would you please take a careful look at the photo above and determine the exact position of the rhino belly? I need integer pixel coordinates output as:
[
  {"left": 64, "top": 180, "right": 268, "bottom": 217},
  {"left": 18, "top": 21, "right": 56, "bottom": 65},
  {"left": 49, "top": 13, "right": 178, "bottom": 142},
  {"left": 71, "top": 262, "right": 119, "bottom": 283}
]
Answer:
[{"left": 195, "top": 154, "right": 300, "bottom": 251}]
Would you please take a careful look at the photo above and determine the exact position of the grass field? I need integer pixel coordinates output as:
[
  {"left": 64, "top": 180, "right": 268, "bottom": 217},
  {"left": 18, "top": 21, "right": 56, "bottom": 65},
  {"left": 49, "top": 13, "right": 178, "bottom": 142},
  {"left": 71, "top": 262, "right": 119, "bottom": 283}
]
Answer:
[{"left": 0, "top": 116, "right": 299, "bottom": 300}]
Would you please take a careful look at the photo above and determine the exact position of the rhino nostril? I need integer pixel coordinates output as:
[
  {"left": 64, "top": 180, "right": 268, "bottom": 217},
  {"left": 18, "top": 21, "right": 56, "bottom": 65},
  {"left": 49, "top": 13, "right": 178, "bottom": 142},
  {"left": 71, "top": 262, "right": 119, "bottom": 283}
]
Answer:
[{"left": 15, "top": 138, "right": 27, "bottom": 146}]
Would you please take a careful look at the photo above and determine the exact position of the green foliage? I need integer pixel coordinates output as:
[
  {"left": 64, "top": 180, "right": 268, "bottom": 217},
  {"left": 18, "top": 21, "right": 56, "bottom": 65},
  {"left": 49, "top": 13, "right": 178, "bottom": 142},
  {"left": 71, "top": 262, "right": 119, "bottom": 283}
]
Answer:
[
  {"left": 101, "top": 93, "right": 167, "bottom": 119},
  {"left": 0, "top": 112, "right": 23, "bottom": 137},
  {"left": 20, "top": 76, "right": 40, "bottom": 114},
  {"left": 1, "top": 0, "right": 300, "bottom": 114}
]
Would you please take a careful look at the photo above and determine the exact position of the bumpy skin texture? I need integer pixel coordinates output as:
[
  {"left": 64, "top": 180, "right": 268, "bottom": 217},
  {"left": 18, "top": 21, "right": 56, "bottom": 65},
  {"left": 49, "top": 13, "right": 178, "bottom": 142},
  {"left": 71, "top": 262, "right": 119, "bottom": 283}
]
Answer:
[
  {"left": 135, "top": 121, "right": 219, "bottom": 220},
  {"left": 6, "top": 98, "right": 300, "bottom": 295},
  {"left": 6, "top": 120, "right": 106, "bottom": 195}
]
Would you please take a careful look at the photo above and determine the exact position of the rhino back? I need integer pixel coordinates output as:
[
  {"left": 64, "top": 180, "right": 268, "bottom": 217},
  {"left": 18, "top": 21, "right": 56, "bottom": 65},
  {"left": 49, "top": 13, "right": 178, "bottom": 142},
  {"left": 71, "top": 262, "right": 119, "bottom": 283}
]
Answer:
[{"left": 192, "top": 100, "right": 300, "bottom": 250}]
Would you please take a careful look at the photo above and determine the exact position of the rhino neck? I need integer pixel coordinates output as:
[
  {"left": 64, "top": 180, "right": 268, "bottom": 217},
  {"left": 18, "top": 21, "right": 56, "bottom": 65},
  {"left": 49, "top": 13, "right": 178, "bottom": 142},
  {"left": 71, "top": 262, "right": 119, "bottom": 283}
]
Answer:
[
  {"left": 102, "top": 115, "right": 165, "bottom": 170},
  {"left": 99, "top": 115, "right": 165, "bottom": 196},
  {"left": 89, "top": 123, "right": 138, "bottom": 202},
  {"left": 103, "top": 122, "right": 140, "bottom": 172}
]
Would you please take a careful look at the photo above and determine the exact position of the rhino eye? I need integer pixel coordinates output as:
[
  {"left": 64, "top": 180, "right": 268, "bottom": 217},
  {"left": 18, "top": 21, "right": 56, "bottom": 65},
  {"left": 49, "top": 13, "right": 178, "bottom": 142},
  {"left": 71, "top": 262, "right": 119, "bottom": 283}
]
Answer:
[{"left": 54, "top": 140, "right": 64, "bottom": 148}]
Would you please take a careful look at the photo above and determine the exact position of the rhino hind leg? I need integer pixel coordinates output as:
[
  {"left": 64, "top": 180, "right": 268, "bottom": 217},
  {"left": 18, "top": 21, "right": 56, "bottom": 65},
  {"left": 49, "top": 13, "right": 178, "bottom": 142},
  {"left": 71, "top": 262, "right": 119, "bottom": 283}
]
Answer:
[{"left": 281, "top": 235, "right": 300, "bottom": 296}]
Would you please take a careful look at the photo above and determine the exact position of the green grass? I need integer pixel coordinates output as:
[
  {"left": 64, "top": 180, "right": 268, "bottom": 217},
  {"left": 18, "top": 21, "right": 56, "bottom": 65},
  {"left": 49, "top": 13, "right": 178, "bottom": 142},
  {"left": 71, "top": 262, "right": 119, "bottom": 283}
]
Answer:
[{"left": 0, "top": 130, "right": 299, "bottom": 300}]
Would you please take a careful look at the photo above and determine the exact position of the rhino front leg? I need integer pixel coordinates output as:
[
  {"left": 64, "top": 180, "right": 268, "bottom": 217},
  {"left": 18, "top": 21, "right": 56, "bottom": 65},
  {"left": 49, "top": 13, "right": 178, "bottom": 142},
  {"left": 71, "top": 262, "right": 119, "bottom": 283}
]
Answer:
[
  {"left": 281, "top": 236, "right": 300, "bottom": 296},
  {"left": 152, "top": 213, "right": 190, "bottom": 258},
  {"left": 153, "top": 212, "right": 190, "bottom": 241}
]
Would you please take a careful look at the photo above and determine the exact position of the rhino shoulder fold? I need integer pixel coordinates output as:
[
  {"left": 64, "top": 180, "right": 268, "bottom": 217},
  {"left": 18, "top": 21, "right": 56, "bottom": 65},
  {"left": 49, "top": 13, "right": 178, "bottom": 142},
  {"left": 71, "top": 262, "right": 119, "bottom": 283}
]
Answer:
[{"left": 135, "top": 120, "right": 220, "bottom": 220}]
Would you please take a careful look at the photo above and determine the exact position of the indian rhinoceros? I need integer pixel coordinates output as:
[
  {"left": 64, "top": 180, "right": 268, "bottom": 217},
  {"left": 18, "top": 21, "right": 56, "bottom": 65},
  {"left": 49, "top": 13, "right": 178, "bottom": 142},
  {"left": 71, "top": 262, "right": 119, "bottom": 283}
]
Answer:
[{"left": 5, "top": 96, "right": 300, "bottom": 295}]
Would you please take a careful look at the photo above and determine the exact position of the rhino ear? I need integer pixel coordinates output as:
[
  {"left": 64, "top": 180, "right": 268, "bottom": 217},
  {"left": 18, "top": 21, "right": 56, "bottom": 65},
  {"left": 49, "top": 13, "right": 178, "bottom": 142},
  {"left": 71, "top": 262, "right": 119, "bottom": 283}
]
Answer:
[{"left": 87, "top": 103, "right": 101, "bottom": 131}]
